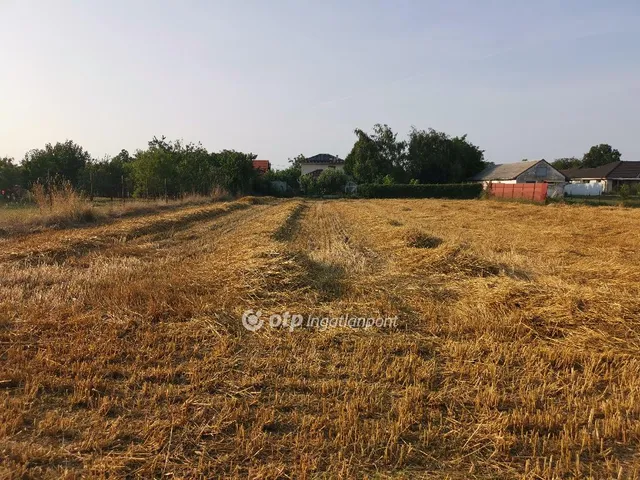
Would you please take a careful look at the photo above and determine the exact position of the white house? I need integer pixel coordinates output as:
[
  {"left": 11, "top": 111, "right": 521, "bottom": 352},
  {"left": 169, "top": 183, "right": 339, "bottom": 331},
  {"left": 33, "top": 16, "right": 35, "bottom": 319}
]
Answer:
[
  {"left": 300, "top": 154, "right": 345, "bottom": 177},
  {"left": 561, "top": 161, "right": 640, "bottom": 194}
]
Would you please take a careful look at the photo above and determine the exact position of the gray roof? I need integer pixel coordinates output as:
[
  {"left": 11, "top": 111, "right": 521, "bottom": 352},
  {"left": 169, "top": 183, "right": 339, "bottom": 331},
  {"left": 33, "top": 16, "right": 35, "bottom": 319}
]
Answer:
[
  {"left": 562, "top": 161, "right": 640, "bottom": 180},
  {"left": 472, "top": 160, "right": 546, "bottom": 181},
  {"left": 303, "top": 153, "right": 344, "bottom": 164}
]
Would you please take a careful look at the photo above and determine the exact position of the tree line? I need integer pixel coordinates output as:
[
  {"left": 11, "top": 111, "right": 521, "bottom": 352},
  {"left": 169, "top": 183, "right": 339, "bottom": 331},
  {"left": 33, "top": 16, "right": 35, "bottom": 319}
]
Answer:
[
  {"left": 263, "top": 124, "right": 488, "bottom": 196},
  {"left": 0, "top": 128, "right": 624, "bottom": 201},
  {"left": 344, "top": 124, "right": 485, "bottom": 184},
  {"left": 551, "top": 144, "right": 622, "bottom": 170},
  {"left": 0, "top": 137, "right": 259, "bottom": 200}
]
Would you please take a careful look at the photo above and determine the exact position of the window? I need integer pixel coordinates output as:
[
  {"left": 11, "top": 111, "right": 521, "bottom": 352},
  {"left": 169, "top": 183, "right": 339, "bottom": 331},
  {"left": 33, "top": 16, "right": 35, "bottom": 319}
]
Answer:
[{"left": 535, "top": 166, "right": 548, "bottom": 177}]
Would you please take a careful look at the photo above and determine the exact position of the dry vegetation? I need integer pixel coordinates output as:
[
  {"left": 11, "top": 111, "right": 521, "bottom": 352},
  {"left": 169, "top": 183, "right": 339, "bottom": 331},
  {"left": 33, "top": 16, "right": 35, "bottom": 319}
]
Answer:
[
  {"left": 1, "top": 197, "right": 640, "bottom": 479},
  {"left": 0, "top": 184, "right": 228, "bottom": 237}
]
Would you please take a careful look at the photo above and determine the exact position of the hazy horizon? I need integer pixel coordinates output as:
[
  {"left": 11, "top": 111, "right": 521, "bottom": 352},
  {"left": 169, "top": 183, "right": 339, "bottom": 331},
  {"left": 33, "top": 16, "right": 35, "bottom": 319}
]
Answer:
[{"left": 1, "top": 0, "right": 639, "bottom": 169}]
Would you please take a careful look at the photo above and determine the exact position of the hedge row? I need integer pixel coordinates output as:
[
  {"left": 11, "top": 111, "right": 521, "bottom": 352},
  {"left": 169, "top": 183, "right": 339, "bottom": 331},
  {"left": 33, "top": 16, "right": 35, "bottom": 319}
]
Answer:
[{"left": 357, "top": 183, "right": 483, "bottom": 199}]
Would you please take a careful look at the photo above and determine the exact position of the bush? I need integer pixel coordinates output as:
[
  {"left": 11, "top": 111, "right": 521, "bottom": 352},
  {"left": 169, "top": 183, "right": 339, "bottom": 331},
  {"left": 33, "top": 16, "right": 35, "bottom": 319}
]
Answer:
[
  {"left": 316, "top": 169, "right": 348, "bottom": 195},
  {"left": 357, "top": 183, "right": 482, "bottom": 199},
  {"left": 299, "top": 174, "right": 319, "bottom": 196}
]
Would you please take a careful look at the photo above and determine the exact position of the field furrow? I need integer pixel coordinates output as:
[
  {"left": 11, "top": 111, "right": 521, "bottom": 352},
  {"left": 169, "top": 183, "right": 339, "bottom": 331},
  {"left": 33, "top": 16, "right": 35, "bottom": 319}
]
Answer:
[{"left": 2, "top": 198, "right": 640, "bottom": 479}]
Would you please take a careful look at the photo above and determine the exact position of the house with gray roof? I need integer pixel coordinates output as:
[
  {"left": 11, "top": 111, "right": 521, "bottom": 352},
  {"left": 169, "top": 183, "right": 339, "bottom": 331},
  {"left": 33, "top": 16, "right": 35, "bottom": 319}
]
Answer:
[
  {"left": 472, "top": 159, "right": 566, "bottom": 186},
  {"left": 561, "top": 161, "right": 640, "bottom": 194},
  {"left": 300, "top": 154, "right": 345, "bottom": 177}
]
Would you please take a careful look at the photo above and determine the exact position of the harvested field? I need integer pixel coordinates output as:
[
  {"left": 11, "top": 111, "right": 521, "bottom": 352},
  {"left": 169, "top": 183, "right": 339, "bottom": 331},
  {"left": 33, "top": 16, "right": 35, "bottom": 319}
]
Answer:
[{"left": 1, "top": 198, "right": 640, "bottom": 479}]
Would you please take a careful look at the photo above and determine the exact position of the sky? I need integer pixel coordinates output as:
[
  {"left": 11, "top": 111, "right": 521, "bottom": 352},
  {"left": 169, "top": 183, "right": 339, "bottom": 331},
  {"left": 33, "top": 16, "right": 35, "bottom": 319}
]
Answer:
[{"left": 1, "top": 0, "right": 639, "bottom": 169}]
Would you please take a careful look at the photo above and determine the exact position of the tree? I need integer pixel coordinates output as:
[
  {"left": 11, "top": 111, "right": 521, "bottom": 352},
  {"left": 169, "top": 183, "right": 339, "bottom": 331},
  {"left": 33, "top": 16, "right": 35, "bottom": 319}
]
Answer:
[
  {"left": 215, "top": 150, "right": 257, "bottom": 195},
  {"left": 345, "top": 124, "right": 406, "bottom": 183},
  {"left": 129, "top": 136, "right": 258, "bottom": 198},
  {"left": 288, "top": 154, "right": 306, "bottom": 170},
  {"left": 582, "top": 144, "right": 621, "bottom": 168},
  {"left": 316, "top": 168, "right": 348, "bottom": 195},
  {"left": 111, "top": 149, "right": 134, "bottom": 198},
  {"left": 551, "top": 157, "right": 582, "bottom": 170},
  {"left": 176, "top": 142, "right": 217, "bottom": 195},
  {"left": 130, "top": 140, "right": 180, "bottom": 198},
  {"left": 299, "top": 174, "right": 319, "bottom": 195},
  {"left": 405, "top": 128, "right": 485, "bottom": 184},
  {"left": 0, "top": 157, "right": 21, "bottom": 192},
  {"left": 22, "top": 140, "right": 91, "bottom": 187},
  {"left": 371, "top": 124, "right": 407, "bottom": 180},
  {"left": 261, "top": 166, "right": 301, "bottom": 193},
  {"left": 81, "top": 150, "right": 134, "bottom": 199}
]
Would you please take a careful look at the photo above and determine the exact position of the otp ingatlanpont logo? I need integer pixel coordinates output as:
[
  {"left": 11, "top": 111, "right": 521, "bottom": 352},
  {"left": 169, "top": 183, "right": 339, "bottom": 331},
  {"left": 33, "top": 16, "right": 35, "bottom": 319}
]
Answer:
[{"left": 241, "top": 309, "right": 263, "bottom": 331}]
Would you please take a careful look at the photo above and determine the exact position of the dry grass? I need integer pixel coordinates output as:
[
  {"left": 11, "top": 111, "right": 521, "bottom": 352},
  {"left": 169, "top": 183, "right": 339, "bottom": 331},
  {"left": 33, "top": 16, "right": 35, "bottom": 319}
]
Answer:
[
  {"left": 0, "top": 189, "right": 230, "bottom": 236},
  {"left": 2, "top": 198, "right": 640, "bottom": 479}
]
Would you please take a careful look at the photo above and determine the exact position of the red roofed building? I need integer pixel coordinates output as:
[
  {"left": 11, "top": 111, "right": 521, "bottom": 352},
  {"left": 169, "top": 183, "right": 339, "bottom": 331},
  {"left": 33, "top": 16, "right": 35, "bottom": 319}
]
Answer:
[{"left": 253, "top": 160, "right": 271, "bottom": 174}]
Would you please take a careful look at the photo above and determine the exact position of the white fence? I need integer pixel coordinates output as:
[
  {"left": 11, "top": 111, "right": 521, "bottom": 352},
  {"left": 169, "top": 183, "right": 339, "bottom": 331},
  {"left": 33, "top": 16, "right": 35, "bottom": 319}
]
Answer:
[{"left": 564, "top": 183, "right": 603, "bottom": 197}]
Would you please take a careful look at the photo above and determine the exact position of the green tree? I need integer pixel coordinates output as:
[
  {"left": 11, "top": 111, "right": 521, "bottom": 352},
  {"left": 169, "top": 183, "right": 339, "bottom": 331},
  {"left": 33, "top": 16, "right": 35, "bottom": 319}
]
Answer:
[
  {"left": 582, "top": 144, "right": 621, "bottom": 168},
  {"left": 261, "top": 166, "right": 301, "bottom": 193},
  {"left": 299, "top": 174, "right": 318, "bottom": 195},
  {"left": 316, "top": 168, "right": 348, "bottom": 195},
  {"left": 130, "top": 139, "right": 180, "bottom": 197},
  {"left": 0, "top": 157, "right": 21, "bottom": 192},
  {"left": 177, "top": 142, "right": 217, "bottom": 195},
  {"left": 551, "top": 157, "right": 582, "bottom": 170},
  {"left": 130, "top": 136, "right": 257, "bottom": 198},
  {"left": 405, "top": 128, "right": 484, "bottom": 184},
  {"left": 111, "top": 149, "right": 134, "bottom": 197},
  {"left": 81, "top": 150, "right": 133, "bottom": 199},
  {"left": 345, "top": 124, "right": 405, "bottom": 183},
  {"left": 22, "top": 140, "right": 91, "bottom": 187},
  {"left": 288, "top": 154, "right": 306, "bottom": 170},
  {"left": 215, "top": 150, "right": 257, "bottom": 195}
]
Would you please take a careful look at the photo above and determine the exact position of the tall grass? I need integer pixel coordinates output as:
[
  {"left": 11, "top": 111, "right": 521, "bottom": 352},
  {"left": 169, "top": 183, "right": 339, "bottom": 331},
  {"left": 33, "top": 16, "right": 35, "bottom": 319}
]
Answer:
[
  {"left": 31, "top": 181, "right": 98, "bottom": 226},
  {"left": 0, "top": 183, "right": 235, "bottom": 235}
]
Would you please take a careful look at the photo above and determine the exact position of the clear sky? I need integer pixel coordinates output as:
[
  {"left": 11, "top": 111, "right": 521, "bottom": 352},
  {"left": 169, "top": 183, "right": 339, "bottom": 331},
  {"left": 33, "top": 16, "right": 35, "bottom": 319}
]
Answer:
[{"left": 1, "top": 0, "right": 639, "bottom": 169}]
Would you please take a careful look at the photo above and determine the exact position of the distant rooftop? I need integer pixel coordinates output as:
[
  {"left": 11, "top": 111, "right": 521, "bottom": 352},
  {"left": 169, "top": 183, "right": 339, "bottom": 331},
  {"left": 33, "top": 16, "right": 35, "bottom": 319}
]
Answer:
[
  {"left": 562, "top": 161, "right": 640, "bottom": 179},
  {"left": 252, "top": 160, "right": 271, "bottom": 173},
  {"left": 303, "top": 154, "right": 344, "bottom": 165},
  {"left": 472, "top": 160, "right": 547, "bottom": 181}
]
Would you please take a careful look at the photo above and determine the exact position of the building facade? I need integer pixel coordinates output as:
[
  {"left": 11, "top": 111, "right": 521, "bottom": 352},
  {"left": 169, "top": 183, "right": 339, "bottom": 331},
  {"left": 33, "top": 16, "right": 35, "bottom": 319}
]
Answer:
[{"left": 300, "top": 154, "right": 345, "bottom": 177}]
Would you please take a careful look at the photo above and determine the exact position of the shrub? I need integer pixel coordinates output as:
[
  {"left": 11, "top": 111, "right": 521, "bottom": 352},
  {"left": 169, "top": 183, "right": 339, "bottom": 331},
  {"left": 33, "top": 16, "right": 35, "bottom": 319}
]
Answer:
[
  {"left": 299, "top": 174, "right": 319, "bottom": 195},
  {"left": 382, "top": 174, "right": 395, "bottom": 185},
  {"left": 316, "top": 169, "right": 348, "bottom": 195},
  {"left": 357, "top": 183, "right": 482, "bottom": 199}
]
